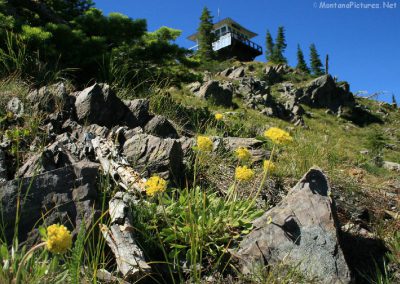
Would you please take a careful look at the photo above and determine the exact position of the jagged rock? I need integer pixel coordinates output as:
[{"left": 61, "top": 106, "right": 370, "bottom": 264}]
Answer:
[
  {"left": 75, "top": 83, "right": 137, "bottom": 128},
  {"left": 0, "top": 161, "right": 100, "bottom": 244},
  {"left": 16, "top": 141, "right": 77, "bottom": 178},
  {"left": 123, "top": 99, "right": 151, "bottom": 126},
  {"left": 144, "top": 115, "right": 179, "bottom": 138},
  {"left": 195, "top": 80, "right": 233, "bottom": 106},
  {"left": 301, "top": 75, "right": 355, "bottom": 111},
  {"left": 237, "top": 77, "right": 269, "bottom": 97},
  {"left": 235, "top": 168, "right": 352, "bottom": 284},
  {"left": 123, "top": 134, "right": 183, "bottom": 180},
  {"left": 228, "top": 66, "right": 245, "bottom": 79},
  {"left": 27, "top": 82, "right": 68, "bottom": 113},
  {"left": 383, "top": 161, "right": 400, "bottom": 172},
  {"left": 6, "top": 97, "right": 24, "bottom": 118}
]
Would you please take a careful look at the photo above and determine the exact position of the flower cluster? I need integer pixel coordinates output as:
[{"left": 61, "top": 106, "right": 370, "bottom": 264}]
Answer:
[
  {"left": 264, "top": 127, "right": 293, "bottom": 145},
  {"left": 235, "top": 147, "right": 252, "bottom": 163},
  {"left": 214, "top": 113, "right": 224, "bottom": 121},
  {"left": 235, "top": 166, "right": 254, "bottom": 182},
  {"left": 44, "top": 224, "right": 72, "bottom": 254},
  {"left": 263, "top": 160, "right": 276, "bottom": 173},
  {"left": 145, "top": 176, "right": 167, "bottom": 196},
  {"left": 197, "top": 136, "right": 213, "bottom": 152}
]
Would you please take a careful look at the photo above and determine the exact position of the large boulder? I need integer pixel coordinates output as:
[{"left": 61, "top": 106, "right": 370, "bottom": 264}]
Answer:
[
  {"left": 123, "top": 134, "right": 183, "bottom": 180},
  {"left": 301, "top": 75, "right": 355, "bottom": 111},
  {"left": 195, "top": 80, "right": 233, "bottom": 106},
  {"left": 75, "top": 83, "right": 137, "bottom": 128},
  {"left": 235, "top": 168, "right": 352, "bottom": 283},
  {"left": 0, "top": 161, "right": 100, "bottom": 244}
]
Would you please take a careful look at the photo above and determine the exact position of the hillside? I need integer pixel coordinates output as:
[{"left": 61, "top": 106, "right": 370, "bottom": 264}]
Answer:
[{"left": 0, "top": 59, "right": 398, "bottom": 283}]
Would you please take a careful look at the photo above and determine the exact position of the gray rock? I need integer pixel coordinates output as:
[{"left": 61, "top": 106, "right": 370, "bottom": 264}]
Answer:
[
  {"left": 228, "top": 66, "right": 245, "bottom": 79},
  {"left": 144, "top": 115, "right": 179, "bottom": 138},
  {"left": 75, "top": 83, "right": 137, "bottom": 128},
  {"left": 6, "top": 97, "right": 24, "bottom": 117},
  {"left": 196, "top": 80, "right": 233, "bottom": 106},
  {"left": 220, "top": 137, "right": 270, "bottom": 162},
  {"left": 235, "top": 168, "right": 352, "bottom": 284},
  {"left": 301, "top": 75, "right": 355, "bottom": 111},
  {"left": 123, "top": 99, "right": 151, "bottom": 126},
  {"left": 27, "top": 82, "right": 68, "bottom": 113},
  {"left": 123, "top": 134, "right": 183, "bottom": 180},
  {"left": 383, "top": 161, "right": 400, "bottom": 172},
  {"left": 0, "top": 161, "right": 100, "bottom": 244}
]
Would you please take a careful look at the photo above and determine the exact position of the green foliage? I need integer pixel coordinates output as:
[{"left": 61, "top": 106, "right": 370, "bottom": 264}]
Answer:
[
  {"left": 296, "top": 44, "right": 310, "bottom": 73},
  {"left": 310, "top": 43, "right": 324, "bottom": 76},
  {"left": 197, "top": 7, "right": 215, "bottom": 61},
  {"left": 272, "top": 26, "right": 287, "bottom": 64},
  {"left": 265, "top": 30, "right": 274, "bottom": 61}
]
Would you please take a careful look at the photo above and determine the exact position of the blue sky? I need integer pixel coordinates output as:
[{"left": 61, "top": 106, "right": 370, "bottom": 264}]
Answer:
[{"left": 95, "top": 0, "right": 400, "bottom": 102}]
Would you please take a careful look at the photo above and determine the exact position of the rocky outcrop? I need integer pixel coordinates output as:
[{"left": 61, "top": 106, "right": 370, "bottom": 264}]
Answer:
[
  {"left": 123, "top": 99, "right": 152, "bottom": 127},
  {"left": 123, "top": 134, "right": 183, "bottom": 180},
  {"left": 300, "top": 75, "right": 355, "bottom": 111},
  {"left": 194, "top": 80, "right": 233, "bottom": 106},
  {"left": 7, "top": 97, "right": 24, "bottom": 118},
  {"left": 144, "top": 115, "right": 179, "bottom": 138},
  {"left": 383, "top": 161, "right": 400, "bottom": 172},
  {"left": 235, "top": 168, "right": 352, "bottom": 284},
  {"left": 75, "top": 83, "right": 137, "bottom": 128},
  {"left": 27, "top": 82, "right": 69, "bottom": 114},
  {"left": 0, "top": 161, "right": 100, "bottom": 244}
]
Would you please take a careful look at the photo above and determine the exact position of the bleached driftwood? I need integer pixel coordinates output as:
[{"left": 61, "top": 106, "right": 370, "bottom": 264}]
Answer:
[
  {"left": 91, "top": 127, "right": 146, "bottom": 194},
  {"left": 101, "top": 192, "right": 151, "bottom": 280}
]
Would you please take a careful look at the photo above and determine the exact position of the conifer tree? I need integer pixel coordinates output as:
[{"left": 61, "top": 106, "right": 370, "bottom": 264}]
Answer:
[
  {"left": 272, "top": 26, "right": 287, "bottom": 64},
  {"left": 296, "top": 44, "right": 309, "bottom": 73},
  {"left": 265, "top": 30, "right": 274, "bottom": 61},
  {"left": 309, "top": 43, "right": 324, "bottom": 75},
  {"left": 392, "top": 94, "right": 398, "bottom": 107},
  {"left": 197, "top": 7, "right": 214, "bottom": 61}
]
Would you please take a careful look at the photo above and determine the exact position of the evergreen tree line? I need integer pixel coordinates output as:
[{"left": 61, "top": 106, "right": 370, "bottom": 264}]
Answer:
[{"left": 266, "top": 27, "right": 325, "bottom": 76}]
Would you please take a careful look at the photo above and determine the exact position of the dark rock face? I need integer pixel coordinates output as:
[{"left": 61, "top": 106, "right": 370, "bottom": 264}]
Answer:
[
  {"left": 301, "top": 75, "right": 355, "bottom": 111},
  {"left": 0, "top": 161, "right": 100, "bottom": 244},
  {"left": 123, "top": 134, "right": 183, "bottom": 180},
  {"left": 124, "top": 99, "right": 152, "bottom": 127},
  {"left": 144, "top": 115, "right": 179, "bottom": 139},
  {"left": 235, "top": 168, "right": 352, "bottom": 284},
  {"left": 195, "top": 80, "right": 233, "bottom": 106},
  {"left": 75, "top": 83, "right": 137, "bottom": 128}
]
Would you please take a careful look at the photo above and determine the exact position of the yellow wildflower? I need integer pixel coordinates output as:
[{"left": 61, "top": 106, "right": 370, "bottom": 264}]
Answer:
[
  {"left": 264, "top": 127, "right": 293, "bottom": 145},
  {"left": 196, "top": 136, "right": 213, "bottom": 152},
  {"left": 44, "top": 224, "right": 72, "bottom": 254},
  {"left": 263, "top": 160, "right": 276, "bottom": 173},
  {"left": 145, "top": 176, "right": 167, "bottom": 196},
  {"left": 215, "top": 113, "right": 224, "bottom": 121},
  {"left": 235, "top": 166, "right": 254, "bottom": 182},
  {"left": 235, "top": 147, "right": 252, "bottom": 162}
]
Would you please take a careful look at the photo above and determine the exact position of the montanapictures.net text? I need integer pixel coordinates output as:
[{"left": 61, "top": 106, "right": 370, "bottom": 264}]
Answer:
[{"left": 318, "top": 1, "right": 397, "bottom": 8}]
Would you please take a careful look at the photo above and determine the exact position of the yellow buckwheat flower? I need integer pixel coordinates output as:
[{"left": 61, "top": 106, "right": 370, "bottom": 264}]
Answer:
[
  {"left": 215, "top": 113, "right": 224, "bottom": 121},
  {"left": 235, "top": 147, "right": 252, "bottom": 162},
  {"left": 263, "top": 160, "right": 276, "bottom": 173},
  {"left": 264, "top": 127, "right": 293, "bottom": 145},
  {"left": 44, "top": 224, "right": 72, "bottom": 254},
  {"left": 145, "top": 176, "right": 167, "bottom": 196},
  {"left": 197, "top": 136, "right": 213, "bottom": 152},
  {"left": 235, "top": 166, "right": 254, "bottom": 182}
]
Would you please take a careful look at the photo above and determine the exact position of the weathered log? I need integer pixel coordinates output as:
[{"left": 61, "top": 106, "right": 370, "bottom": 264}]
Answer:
[
  {"left": 101, "top": 192, "right": 151, "bottom": 280},
  {"left": 91, "top": 127, "right": 146, "bottom": 194}
]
